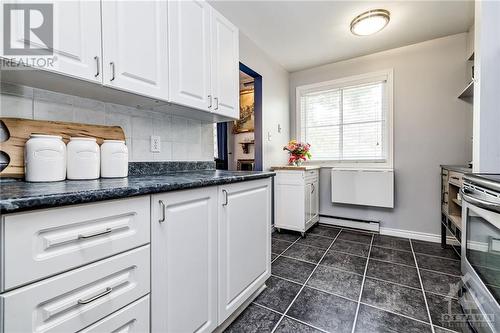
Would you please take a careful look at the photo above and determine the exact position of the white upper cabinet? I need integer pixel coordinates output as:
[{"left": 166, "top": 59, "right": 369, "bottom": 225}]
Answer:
[
  {"left": 101, "top": 1, "right": 169, "bottom": 101},
  {"left": 5, "top": 1, "right": 102, "bottom": 83},
  {"left": 210, "top": 8, "right": 240, "bottom": 119},
  {"left": 168, "top": 0, "right": 212, "bottom": 111}
]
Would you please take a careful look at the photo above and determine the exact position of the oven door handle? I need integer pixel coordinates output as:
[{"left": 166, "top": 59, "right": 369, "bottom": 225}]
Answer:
[{"left": 461, "top": 188, "right": 500, "bottom": 213}]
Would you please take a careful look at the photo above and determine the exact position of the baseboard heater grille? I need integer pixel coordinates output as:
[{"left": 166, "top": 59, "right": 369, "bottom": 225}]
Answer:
[{"left": 319, "top": 214, "right": 380, "bottom": 233}]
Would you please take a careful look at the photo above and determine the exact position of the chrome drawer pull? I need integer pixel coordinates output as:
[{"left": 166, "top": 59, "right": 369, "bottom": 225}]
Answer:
[
  {"left": 159, "top": 200, "right": 166, "bottom": 223},
  {"left": 77, "top": 287, "right": 113, "bottom": 305},
  {"left": 222, "top": 190, "right": 228, "bottom": 206},
  {"left": 78, "top": 228, "right": 112, "bottom": 239}
]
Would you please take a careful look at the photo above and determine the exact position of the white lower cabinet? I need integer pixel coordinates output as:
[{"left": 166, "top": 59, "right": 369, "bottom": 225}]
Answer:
[
  {"left": 151, "top": 178, "right": 272, "bottom": 330},
  {"left": 274, "top": 168, "right": 320, "bottom": 234},
  {"left": 79, "top": 295, "right": 150, "bottom": 333},
  {"left": 0, "top": 245, "right": 150, "bottom": 333},
  {"left": 218, "top": 178, "right": 272, "bottom": 323},
  {"left": 151, "top": 187, "right": 218, "bottom": 333}
]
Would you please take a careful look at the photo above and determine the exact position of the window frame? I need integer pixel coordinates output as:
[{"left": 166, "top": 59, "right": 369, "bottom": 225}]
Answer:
[{"left": 296, "top": 69, "right": 394, "bottom": 169}]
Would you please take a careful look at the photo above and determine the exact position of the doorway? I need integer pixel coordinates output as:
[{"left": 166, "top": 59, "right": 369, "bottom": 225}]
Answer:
[{"left": 215, "top": 63, "right": 263, "bottom": 171}]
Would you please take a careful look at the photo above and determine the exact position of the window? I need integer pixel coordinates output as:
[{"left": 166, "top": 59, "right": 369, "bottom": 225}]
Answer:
[{"left": 297, "top": 70, "right": 393, "bottom": 167}]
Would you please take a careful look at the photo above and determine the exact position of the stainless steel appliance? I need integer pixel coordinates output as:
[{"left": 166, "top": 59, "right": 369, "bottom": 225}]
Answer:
[{"left": 461, "top": 174, "right": 500, "bottom": 333}]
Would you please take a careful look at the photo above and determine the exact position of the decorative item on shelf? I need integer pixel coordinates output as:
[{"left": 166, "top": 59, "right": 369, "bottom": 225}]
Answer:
[
  {"left": 239, "top": 140, "right": 255, "bottom": 154},
  {"left": 283, "top": 140, "right": 311, "bottom": 166}
]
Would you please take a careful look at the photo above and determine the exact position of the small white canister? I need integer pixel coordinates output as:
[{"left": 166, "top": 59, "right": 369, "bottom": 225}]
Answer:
[
  {"left": 101, "top": 140, "right": 128, "bottom": 178},
  {"left": 24, "top": 134, "right": 66, "bottom": 182},
  {"left": 67, "top": 137, "right": 100, "bottom": 180}
]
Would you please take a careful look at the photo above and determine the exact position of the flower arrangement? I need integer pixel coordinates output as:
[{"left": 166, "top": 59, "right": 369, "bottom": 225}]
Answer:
[{"left": 283, "top": 140, "right": 311, "bottom": 166}]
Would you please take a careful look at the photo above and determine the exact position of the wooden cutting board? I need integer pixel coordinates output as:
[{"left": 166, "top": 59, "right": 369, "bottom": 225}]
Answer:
[{"left": 0, "top": 118, "right": 126, "bottom": 178}]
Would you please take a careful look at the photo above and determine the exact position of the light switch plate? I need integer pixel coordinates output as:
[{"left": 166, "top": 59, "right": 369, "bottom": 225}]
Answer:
[{"left": 151, "top": 135, "right": 161, "bottom": 152}]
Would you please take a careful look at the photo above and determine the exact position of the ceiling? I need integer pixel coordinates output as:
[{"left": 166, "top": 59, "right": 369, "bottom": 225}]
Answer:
[{"left": 209, "top": 1, "right": 474, "bottom": 72}]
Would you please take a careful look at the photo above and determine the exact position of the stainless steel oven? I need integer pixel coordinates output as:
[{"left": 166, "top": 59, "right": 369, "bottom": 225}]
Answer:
[{"left": 461, "top": 174, "right": 500, "bottom": 333}]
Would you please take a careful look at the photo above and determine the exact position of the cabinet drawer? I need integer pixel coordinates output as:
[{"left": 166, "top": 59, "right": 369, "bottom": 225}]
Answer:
[
  {"left": 305, "top": 169, "right": 319, "bottom": 184},
  {"left": 80, "top": 295, "right": 150, "bottom": 333},
  {"left": 448, "top": 171, "right": 463, "bottom": 186},
  {"left": 1, "top": 196, "right": 150, "bottom": 291},
  {"left": 0, "top": 245, "right": 150, "bottom": 333}
]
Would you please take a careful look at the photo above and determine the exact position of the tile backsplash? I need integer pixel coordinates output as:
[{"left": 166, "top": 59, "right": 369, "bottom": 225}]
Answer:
[{"left": 0, "top": 82, "right": 215, "bottom": 163}]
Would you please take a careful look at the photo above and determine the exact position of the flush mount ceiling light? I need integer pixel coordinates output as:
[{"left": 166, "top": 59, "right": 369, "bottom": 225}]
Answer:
[{"left": 350, "top": 9, "right": 390, "bottom": 36}]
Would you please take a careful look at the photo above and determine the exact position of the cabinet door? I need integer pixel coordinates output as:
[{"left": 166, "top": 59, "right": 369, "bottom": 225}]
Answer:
[
  {"left": 102, "top": 1, "right": 168, "bottom": 100},
  {"left": 210, "top": 8, "right": 239, "bottom": 119},
  {"left": 151, "top": 187, "right": 218, "bottom": 333},
  {"left": 218, "top": 179, "right": 271, "bottom": 323},
  {"left": 5, "top": 1, "right": 101, "bottom": 82},
  {"left": 168, "top": 0, "right": 212, "bottom": 111}
]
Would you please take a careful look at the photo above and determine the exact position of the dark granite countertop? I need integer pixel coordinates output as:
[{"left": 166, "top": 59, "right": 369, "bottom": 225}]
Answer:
[
  {"left": 441, "top": 165, "right": 472, "bottom": 174},
  {"left": 0, "top": 170, "right": 275, "bottom": 214}
]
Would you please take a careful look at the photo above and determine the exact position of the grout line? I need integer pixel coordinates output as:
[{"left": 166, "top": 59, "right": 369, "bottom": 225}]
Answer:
[
  {"left": 283, "top": 315, "right": 331, "bottom": 333},
  {"left": 279, "top": 254, "right": 324, "bottom": 266},
  {"left": 371, "top": 244, "right": 414, "bottom": 253},
  {"left": 359, "top": 301, "right": 434, "bottom": 327},
  {"left": 368, "top": 257, "right": 417, "bottom": 269},
  {"left": 362, "top": 275, "right": 424, "bottom": 293},
  {"left": 300, "top": 284, "right": 359, "bottom": 304},
  {"left": 424, "top": 289, "right": 459, "bottom": 301},
  {"left": 350, "top": 234, "right": 374, "bottom": 333},
  {"left": 314, "top": 263, "right": 365, "bottom": 277},
  {"left": 410, "top": 239, "right": 436, "bottom": 333},
  {"left": 270, "top": 274, "right": 305, "bottom": 286},
  {"left": 414, "top": 251, "right": 461, "bottom": 262},
  {"left": 272, "top": 236, "right": 302, "bottom": 259},
  {"left": 270, "top": 228, "right": 344, "bottom": 333},
  {"left": 418, "top": 267, "right": 462, "bottom": 278},
  {"left": 251, "top": 302, "right": 283, "bottom": 316}
]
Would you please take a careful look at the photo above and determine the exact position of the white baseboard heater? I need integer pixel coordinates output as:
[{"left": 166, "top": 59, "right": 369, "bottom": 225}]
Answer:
[
  {"left": 320, "top": 215, "right": 380, "bottom": 232},
  {"left": 331, "top": 168, "right": 394, "bottom": 208}
]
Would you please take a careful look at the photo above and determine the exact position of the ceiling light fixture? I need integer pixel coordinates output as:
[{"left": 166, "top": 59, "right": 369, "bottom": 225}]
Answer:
[{"left": 350, "top": 9, "right": 390, "bottom": 36}]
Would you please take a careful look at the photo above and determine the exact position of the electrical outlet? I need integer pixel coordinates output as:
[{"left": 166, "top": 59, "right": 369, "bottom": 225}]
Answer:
[{"left": 150, "top": 135, "right": 161, "bottom": 152}]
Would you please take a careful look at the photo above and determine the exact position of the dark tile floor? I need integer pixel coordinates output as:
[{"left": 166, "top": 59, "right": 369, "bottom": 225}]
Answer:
[{"left": 225, "top": 224, "right": 473, "bottom": 333}]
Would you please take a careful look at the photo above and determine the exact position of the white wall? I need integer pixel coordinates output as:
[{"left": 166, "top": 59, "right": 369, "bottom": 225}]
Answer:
[
  {"left": 0, "top": 82, "right": 214, "bottom": 163},
  {"left": 289, "top": 33, "right": 473, "bottom": 236},
  {"left": 239, "top": 33, "right": 290, "bottom": 170}
]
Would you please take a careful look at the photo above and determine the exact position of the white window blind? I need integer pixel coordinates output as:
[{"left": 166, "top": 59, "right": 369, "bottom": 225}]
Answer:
[{"left": 299, "top": 78, "right": 389, "bottom": 163}]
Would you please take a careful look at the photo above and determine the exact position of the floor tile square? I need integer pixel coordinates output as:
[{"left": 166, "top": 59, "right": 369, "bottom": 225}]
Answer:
[
  {"left": 274, "top": 317, "right": 323, "bottom": 333},
  {"left": 354, "top": 304, "right": 432, "bottom": 333},
  {"left": 308, "top": 225, "right": 341, "bottom": 239},
  {"left": 307, "top": 265, "right": 363, "bottom": 300},
  {"left": 370, "top": 246, "right": 415, "bottom": 266},
  {"left": 372, "top": 234, "right": 412, "bottom": 251},
  {"left": 320, "top": 251, "right": 367, "bottom": 275},
  {"left": 273, "top": 230, "right": 301, "bottom": 243},
  {"left": 331, "top": 239, "right": 370, "bottom": 257},
  {"left": 337, "top": 230, "right": 373, "bottom": 244},
  {"left": 412, "top": 240, "right": 461, "bottom": 260},
  {"left": 416, "top": 254, "right": 461, "bottom": 276},
  {"left": 426, "top": 293, "right": 474, "bottom": 333},
  {"left": 283, "top": 243, "right": 327, "bottom": 264},
  {"left": 254, "top": 276, "right": 302, "bottom": 313},
  {"left": 287, "top": 287, "right": 357, "bottom": 333},
  {"left": 361, "top": 278, "right": 429, "bottom": 322},
  {"left": 420, "top": 270, "right": 462, "bottom": 298},
  {"left": 297, "top": 234, "right": 334, "bottom": 249},
  {"left": 224, "top": 303, "right": 281, "bottom": 333},
  {"left": 272, "top": 238, "right": 293, "bottom": 255},
  {"left": 366, "top": 259, "right": 421, "bottom": 288},
  {"left": 272, "top": 256, "right": 316, "bottom": 283}
]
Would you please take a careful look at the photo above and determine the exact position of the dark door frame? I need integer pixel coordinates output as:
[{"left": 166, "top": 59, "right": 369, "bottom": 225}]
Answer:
[{"left": 239, "top": 62, "right": 263, "bottom": 171}]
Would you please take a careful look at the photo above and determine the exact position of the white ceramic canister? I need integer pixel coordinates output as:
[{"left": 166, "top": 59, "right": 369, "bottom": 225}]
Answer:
[
  {"left": 24, "top": 134, "right": 66, "bottom": 182},
  {"left": 100, "top": 140, "right": 128, "bottom": 178},
  {"left": 67, "top": 137, "right": 100, "bottom": 180}
]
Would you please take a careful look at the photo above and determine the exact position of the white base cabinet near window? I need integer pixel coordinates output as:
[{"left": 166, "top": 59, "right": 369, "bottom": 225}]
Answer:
[
  {"left": 274, "top": 167, "right": 320, "bottom": 235},
  {"left": 151, "top": 178, "right": 272, "bottom": 331}
]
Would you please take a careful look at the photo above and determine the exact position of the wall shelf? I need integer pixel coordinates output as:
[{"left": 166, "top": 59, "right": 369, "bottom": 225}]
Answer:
[{"left": 458, "top": 81, "right": 474, "bottom": 102}]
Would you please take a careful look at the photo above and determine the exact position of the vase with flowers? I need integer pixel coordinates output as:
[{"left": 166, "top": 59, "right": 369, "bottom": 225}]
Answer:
[{"left": 283, "top": 140, "right": 312, "bottom": 166}]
